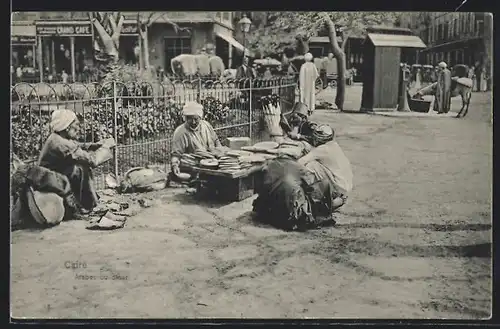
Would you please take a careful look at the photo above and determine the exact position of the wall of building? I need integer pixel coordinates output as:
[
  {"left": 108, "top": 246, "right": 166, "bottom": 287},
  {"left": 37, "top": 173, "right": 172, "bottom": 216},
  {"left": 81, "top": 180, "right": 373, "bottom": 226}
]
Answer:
[
  {"left": 147, "top": 23, "right": 215, "bottom": 70},
  {"left": 400, "top": 12, "right": 490, "bottom": 69}
]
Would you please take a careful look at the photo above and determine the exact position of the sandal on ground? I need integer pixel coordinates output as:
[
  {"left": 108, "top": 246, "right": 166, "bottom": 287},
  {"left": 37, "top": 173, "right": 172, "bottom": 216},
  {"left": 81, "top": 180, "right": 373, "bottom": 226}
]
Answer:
[
  {"left": 103, "top": 211, "right": 128, "bottom": 222},
  {"left": 85, "top": 215, "right": 125, "bottom": 230}
]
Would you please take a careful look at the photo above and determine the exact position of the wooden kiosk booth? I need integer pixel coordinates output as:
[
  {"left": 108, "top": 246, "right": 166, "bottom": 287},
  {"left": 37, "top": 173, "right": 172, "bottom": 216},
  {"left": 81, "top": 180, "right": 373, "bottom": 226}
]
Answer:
[{"left": 360, "top": 28, "right": 426, "bottom": 112}]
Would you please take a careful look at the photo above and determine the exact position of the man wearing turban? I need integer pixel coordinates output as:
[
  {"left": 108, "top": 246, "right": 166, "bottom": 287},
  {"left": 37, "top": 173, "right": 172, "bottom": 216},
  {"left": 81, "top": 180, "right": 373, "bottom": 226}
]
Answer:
[
  {"left": 299, "top": 53, "right": 319, "bottom": 115},
  {"left": 253, "top": 129, "right": 352, "bottom": 231},
  {"left": 169, "top": 101, "right": 222, "bottom": 181},
  {"left": 434, "top": 61, "right": 452, "bottom": 113},
  {"left": 38, "top": 109, "right": 116, "bottom": 215}
]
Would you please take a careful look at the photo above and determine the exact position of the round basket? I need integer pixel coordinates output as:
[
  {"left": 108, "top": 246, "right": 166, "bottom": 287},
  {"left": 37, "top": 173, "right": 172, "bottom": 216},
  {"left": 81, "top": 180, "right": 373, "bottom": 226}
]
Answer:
[
  {"left": 26, "top": 187, "right": 65, "bottom": 226},
  {"left": 409, "top": 98, "right": 432, "bottom": 113}
]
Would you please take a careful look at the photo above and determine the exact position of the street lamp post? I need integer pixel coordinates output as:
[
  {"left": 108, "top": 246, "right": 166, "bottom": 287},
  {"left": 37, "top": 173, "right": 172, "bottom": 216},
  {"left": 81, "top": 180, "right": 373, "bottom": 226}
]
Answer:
[{"left": 239, "top": 14, "right": 252, "bottom": 57}]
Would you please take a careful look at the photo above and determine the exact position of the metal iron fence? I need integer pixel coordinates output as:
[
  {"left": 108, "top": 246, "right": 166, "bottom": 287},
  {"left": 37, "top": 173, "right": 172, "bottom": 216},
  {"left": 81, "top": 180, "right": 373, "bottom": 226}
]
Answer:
[{"left": 11, "top": 76, "right": 297, "bottom": 189}]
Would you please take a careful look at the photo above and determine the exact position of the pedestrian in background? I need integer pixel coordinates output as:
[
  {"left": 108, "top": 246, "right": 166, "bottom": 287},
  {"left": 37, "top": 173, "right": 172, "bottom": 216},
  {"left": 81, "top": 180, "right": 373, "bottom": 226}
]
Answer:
[
  {"left": 61, "top": 70, "right": 69, "bottom": 84},
  {"left": 434, "top": 62, "right": 452, "bottom": 114},
  {"left": 236, "top": 54, "right": 255, "bottom": 79},
  {"left": 299, "top": 53, "right": 319, "bottom": 115},
  {"left": 16, "top": 66, "right": 23, "bottom": 83}
]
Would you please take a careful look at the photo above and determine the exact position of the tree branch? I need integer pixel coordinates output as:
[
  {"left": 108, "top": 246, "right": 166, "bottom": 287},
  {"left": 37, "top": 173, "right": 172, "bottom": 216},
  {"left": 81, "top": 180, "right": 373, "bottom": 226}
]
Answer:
[
  {"left": 108, "top": 14, "right": 117, "bottom": 33},
  {"left": 111, "top": 15, "right": 124, "bottom": 46},
  {"left": 341, "top": 31, "right": 350, "bottom": 50}
]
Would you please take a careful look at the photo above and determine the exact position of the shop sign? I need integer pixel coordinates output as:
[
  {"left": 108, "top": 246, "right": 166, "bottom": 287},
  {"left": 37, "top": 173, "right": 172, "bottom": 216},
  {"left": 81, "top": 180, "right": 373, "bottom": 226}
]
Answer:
[
  {"left": 11, "top": 35, "right": 36, "bottom": 44},
  {"left": 121, "top": 23, "right": 138, "bottom": 35},
  {"left": 36, "top": 23, "right": 93, "bottom": 36}
]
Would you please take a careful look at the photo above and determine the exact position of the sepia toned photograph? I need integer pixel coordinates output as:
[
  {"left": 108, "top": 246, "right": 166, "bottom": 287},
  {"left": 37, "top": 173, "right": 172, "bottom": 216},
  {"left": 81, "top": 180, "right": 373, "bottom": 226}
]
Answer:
[{"left": 10, "top": 11, "right": 492, "bottom": 319}]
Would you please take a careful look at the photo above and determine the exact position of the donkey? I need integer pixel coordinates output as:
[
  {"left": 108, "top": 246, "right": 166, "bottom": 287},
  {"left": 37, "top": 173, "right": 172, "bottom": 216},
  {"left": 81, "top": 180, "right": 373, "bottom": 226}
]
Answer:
[{"left": 414, "top": 77, "right": 472, "bottom": 118}]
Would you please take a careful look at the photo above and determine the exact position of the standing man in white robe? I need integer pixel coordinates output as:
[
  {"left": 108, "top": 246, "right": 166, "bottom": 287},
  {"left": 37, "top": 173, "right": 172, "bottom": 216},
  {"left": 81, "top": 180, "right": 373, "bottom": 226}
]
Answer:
[{"left": 299, "top": 53, "right": 319, "bottom": 115}]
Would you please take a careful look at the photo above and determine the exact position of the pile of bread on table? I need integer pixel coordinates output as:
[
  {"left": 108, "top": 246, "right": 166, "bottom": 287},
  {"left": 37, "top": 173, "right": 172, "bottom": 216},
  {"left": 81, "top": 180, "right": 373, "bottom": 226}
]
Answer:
[{"left": 180, "top": 140, "right": 309, "bottom": 173}]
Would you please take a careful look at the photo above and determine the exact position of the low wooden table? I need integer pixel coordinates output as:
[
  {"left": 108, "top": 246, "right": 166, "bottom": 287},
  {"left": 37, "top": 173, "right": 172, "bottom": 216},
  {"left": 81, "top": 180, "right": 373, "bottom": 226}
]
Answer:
[{"left": 188, "top": 163, "right": 266, "bottom": 202}]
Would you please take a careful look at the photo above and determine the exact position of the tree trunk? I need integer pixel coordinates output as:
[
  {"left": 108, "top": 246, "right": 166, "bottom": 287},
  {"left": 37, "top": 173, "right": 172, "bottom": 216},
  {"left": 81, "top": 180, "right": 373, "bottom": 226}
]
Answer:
[
  {"left": 90, "top": 12, "right": 123, "bottom": 81},
  {"left": 341, "top": 33, "right": 349, "bottom": 50},
  {"left": 143, "top": 26, "right": 150, "bottom": 70},
  {"left": 138, "top": 22, "right": 150, "bottom": 70},
  {"left": 324, "top": 16, "right": 346, "bottom": 111},
  {"left": 295, "top": 35, "right": 309, "bottom": 55}
]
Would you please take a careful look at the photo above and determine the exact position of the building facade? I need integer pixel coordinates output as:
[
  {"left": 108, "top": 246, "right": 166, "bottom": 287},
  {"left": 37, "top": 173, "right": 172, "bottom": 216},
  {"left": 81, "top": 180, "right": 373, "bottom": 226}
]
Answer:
[
  {"left": 11, "top": 11, "right": 243, "bottom": 82},
  {"left": 400, "top": 12, "right": 492, "bottom": 69}
]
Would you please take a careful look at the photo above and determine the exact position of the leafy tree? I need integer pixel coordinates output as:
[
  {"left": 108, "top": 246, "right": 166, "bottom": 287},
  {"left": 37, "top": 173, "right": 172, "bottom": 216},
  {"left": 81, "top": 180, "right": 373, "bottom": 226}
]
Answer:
[
  {"left": 90, "top": 11, "right": 186, "bottom": 82},
  {"left": 136, "top": 12, "right": 190, "bottom": 70},
  {"left": 246, "top": 12, "right": 400, "bottom": 110}
]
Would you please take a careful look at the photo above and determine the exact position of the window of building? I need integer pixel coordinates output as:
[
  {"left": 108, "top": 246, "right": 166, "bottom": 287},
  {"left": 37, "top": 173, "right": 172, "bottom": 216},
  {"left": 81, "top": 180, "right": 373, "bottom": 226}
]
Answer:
[
  {"left": 164, "top": 37, "right": 192, "bottom": 73},
  {"left": 119, "top": 36, "right": 139, "bottom": 66},
  {"left": 73, "top": 36, "right": 94, "bottom": 80},
  {"left": 309, "top": 47, "right": 324, "bottom": 59},
  {"left": 476, "top": 20, "right": 484, "bottom": 36}
]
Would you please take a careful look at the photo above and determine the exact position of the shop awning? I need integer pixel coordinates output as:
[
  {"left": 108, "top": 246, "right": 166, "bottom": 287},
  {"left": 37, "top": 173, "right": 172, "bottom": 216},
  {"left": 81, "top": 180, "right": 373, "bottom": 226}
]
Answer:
[
  {"left": 215, "top": 31, "right": 250, "bottom": 55},
  {"left": 11, "top": 24, "right": 36, "bottom": 44},
  {"left": 367, "top": 33, "right": 426, "bottom": 49},
  {"left": 11, "top": 24, "right": 36, "bottom": 37}
]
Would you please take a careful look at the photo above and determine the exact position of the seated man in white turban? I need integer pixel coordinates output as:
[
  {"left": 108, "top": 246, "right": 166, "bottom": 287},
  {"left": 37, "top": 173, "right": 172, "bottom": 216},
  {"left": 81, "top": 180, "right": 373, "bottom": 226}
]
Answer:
[
  {"left": 169, "top": 101, "right": 222, "bottom": 182},
  {"left": 38, "top": 109, "right": 116, "bottom": 215}
]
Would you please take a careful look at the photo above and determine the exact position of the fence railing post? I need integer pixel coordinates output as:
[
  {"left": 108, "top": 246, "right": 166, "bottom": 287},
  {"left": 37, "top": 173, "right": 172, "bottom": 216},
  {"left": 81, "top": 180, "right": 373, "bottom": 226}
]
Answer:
[
  {"left": 249, "top": 78, "right": 253, "bottom": 140},
  {"left": 197, "top": 78, "right": 202, "bottom": 103},
  {"left": 112, "top": 80, "right": 119, "bottom": 181}
]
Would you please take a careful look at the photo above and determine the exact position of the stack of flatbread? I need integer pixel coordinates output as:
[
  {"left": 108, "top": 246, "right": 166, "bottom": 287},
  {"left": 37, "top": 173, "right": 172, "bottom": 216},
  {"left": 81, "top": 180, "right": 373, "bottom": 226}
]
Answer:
[
  {"left": 180, "top": 154, "right": 198, "bottom": 167},
  {"left": 275, "top": 146, "right": 304, "bottom": 159},
  {"left": 239, "top": 154, "right": 269, "bottom": 165},
  {"left": 180, "top": 150, "right": 216, "bottom": 168},
  {"left": 192, "top": 150, "right": 216, "bottom": 161},
  {"left": 218, "top": 155, "right": 246, "bottom": 172}
]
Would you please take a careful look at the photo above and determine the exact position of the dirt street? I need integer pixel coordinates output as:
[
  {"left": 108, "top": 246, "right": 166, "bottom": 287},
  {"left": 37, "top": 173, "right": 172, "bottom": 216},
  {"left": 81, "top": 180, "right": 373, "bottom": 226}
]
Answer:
[{"left": 11, "top": 89, "right": 492, "bottom": 319}]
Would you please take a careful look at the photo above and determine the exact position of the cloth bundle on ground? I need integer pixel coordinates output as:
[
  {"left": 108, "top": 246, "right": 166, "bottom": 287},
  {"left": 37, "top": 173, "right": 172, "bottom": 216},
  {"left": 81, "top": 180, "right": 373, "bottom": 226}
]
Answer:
[
  {"left": 11, "top": 163, "right": 76, "bottom": 228},
  {"left": 119, "top": 167, "right": 167, "bottom": 193},
  {"left": 11, "top": 163, "right": 72, "bottom": 201}
]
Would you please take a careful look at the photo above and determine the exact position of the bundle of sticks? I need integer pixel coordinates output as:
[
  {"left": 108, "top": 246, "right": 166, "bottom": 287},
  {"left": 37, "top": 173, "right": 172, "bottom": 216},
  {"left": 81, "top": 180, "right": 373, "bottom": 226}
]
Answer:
[{"left": 260, "top": 94, "right": 289, "bottom": 143}]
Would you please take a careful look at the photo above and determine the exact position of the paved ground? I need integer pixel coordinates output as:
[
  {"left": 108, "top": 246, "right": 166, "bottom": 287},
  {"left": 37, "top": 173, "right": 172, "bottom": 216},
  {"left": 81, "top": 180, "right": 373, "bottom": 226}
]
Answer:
[{"left": 11, "top": 88, "right": 492, "bottom": 319}]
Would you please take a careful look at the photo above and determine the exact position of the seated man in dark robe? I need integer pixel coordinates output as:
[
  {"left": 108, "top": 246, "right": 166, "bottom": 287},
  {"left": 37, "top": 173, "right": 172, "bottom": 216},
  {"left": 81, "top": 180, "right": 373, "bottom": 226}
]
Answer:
[
  {"left": 256, "top": 98, "right": 352, "bottom": 231},
  {"left": 253, "top": 126, "right": 352, "bottom": 231},
  {"left": 38, "top": 109, "right": 116, "bottom": 216},
  {"left": 281, "top": 102, "right": 334, "bottom": 147}
]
